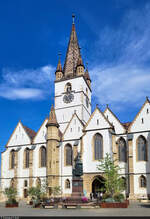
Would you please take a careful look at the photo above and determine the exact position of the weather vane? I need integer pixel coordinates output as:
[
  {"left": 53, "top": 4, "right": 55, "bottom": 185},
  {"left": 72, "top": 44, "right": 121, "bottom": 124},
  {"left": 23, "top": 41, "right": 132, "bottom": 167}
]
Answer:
[
  {"left": 58, "top": 52, "right": 61, "bottom": 60},
  {"left": 86, "top": 62, "right": 88, "bottom": 70}
]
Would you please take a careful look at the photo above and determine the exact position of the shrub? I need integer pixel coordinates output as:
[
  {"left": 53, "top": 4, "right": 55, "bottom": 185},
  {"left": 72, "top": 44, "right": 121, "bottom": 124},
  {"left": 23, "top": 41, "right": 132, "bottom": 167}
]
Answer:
[
  {"left": 4, "top": 187, "right": 17, "bottom": 204},
  {"left": 113, "top": 193, "right": 125, "bottom": 202},
  {"left": 102, "top": 193, "right": 111, "bottom": 201}
]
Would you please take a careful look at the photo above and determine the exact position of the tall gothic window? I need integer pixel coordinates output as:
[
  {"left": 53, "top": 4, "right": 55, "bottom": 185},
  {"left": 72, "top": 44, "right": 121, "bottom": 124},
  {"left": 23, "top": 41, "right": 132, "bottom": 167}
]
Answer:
[
  {"left": 65, "top": 179, "right": 70, "bottom": 189},
  {"left": 41, "top": 146, "right": 46, "bottom": 167},
  {"left": 139, "top": 175, "right": 146, "bottom": 188},
  {"left": 65, "top": 144, "right": 72, "bottom": 166},
  {"left": 10, "top": 178, "right": 14, "bottom": 188},
  {"left": 25, "top": 148, "right": 30, "bottom": 168},
  {"left": 65, "top": 82, "right": 72, "bottom": 93},
  {"left": 10, "top": 150, "right": 15, "bottom": 169},
  {"left": 137, "top": 136, "right": 147, "bottom": 161},
  {"left": 118, "top": 138, "right": 127, "bottom": 162},
  {"left": 36, "top": 177, "right": 41, "bottom": 187},
  {"left": 94, "top": 133, "right": 103, "bottom": 160}
]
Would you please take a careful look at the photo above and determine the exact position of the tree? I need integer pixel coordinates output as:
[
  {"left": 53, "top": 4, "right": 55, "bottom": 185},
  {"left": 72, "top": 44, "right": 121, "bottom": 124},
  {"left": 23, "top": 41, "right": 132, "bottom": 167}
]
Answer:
[
  {"left": 28, "top": 186, "right": 41, "bottom": 202},
  {"left": 97, "top": 153, "right": 125, "bottom": 199},
  {"left": 51, "top": 186, "right": 61, "bottom": 197},
  {"left": 3, "top": 187, "right": 17, "bottom": 204}
]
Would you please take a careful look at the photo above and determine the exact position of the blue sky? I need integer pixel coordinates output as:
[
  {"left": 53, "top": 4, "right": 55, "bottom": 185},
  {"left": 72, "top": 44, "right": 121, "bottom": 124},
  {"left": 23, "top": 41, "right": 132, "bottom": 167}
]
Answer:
[{"left": 0, "top": 0, "right": 150, "bottom": 157}]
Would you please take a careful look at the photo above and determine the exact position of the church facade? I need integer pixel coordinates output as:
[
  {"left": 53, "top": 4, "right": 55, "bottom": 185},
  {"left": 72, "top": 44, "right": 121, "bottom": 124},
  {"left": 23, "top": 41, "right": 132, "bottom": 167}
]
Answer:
[{"left": 1, "top": 19, "right": 150, "bottom": 200}]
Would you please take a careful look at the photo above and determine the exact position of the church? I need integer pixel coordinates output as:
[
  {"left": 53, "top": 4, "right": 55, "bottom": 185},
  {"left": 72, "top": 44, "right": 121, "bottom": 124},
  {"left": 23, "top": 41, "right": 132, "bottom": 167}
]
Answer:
[{"left": 1, "top": 17, "right": 150, "bottom": 200}]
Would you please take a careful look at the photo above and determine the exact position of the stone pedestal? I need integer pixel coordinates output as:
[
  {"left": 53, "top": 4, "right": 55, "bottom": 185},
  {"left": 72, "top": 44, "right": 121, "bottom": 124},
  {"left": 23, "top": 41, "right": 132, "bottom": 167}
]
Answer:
[{"left": 72, "top": 177, "right": 84, "bottom": 197}]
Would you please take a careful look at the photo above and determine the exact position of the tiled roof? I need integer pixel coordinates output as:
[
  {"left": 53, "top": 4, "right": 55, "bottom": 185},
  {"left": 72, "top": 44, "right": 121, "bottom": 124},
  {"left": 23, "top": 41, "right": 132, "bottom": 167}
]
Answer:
[{"left": 23, "top": 125, "right": 36, "bottom": 141}]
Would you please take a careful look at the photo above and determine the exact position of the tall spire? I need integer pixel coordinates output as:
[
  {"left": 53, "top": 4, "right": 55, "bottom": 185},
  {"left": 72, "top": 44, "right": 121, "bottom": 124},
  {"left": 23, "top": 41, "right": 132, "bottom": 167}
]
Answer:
[
  {"left": 46, "top": 105, "right": 59, "bottom": 128},
  {"left": 63, "top": 14, "right": 80, "bottom": 77},
  {"left": 56, "top": 53, "right": 62, "bottom": 73}
]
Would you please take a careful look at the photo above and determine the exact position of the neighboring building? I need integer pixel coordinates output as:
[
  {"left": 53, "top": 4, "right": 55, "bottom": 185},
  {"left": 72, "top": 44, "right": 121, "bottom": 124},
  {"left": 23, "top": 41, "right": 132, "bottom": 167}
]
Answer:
[{"left": 1, "top": 18, "right": 150, "bottom": 200}]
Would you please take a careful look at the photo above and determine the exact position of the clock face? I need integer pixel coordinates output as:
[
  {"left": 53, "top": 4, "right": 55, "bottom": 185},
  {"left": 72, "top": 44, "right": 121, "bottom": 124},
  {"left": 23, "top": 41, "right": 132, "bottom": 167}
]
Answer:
[{"left": 63, "top": 93, "right": 74, "bottom": 103}]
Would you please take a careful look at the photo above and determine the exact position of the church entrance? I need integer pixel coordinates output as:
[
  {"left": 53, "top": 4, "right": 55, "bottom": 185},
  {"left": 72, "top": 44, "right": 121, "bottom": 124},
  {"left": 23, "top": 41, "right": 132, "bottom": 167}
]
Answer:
[{"left": 92, "top": 176, "right": 105, "bottom": 198}]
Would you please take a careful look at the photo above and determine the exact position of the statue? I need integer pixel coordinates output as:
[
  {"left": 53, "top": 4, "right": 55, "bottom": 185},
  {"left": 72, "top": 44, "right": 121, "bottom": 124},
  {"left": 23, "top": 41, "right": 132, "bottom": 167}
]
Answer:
[{"left": 72, "top": 152, "right": 83, "bottom": 177}]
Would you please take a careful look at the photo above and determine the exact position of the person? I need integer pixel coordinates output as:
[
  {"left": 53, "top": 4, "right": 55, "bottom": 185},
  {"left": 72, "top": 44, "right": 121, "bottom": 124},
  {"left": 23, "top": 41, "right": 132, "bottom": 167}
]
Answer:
[
  {"left": 100, "top": 192, "right": 103, "bottom": 201},
  {"left": 90, "top": 192, "right": 93, "bottom": 201}
]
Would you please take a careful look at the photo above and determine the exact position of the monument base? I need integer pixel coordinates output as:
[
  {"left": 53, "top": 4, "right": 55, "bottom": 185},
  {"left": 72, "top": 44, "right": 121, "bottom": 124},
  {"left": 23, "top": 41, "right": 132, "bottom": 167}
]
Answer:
[{"left": 71, "top": 177, "right": 84, "bottom": 198}]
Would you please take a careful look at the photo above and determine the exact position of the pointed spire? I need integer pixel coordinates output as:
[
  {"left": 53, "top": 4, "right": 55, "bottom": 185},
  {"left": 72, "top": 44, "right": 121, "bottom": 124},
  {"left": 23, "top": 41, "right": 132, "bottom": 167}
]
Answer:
[
  {"left": 46, "top": 105, "right": 59, "bottom": 128},
  {"left": 63, "top": 15, "right": 80, "bottom": 77},
  {"left": 77, "top": 48, "right": 84, "bottom": 67},
  {"left": 84, "top": 68, "right": 91, "bottom": 81},
  {"left": 56, "top": 58, "right": 62, "bottom": 73}
]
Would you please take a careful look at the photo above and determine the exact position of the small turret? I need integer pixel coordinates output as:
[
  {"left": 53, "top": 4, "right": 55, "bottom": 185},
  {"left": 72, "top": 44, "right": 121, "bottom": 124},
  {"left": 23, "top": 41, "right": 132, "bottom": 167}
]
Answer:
[
  {"left": 84, "top": 68, "right": 91, "bottom": 88},
  {"left": 55, "top": 57, "right": 63, "bottom": 81},
  {"left": 46, "top": 104, "right": 60, "bottom": 192},
  {"left": 76, "top": 54, "right": 84, "bottom": 76}
]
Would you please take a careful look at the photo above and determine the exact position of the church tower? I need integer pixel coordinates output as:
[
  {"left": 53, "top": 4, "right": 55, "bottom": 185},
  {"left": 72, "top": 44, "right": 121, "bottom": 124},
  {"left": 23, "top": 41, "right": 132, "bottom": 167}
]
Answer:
[
  {"left": 54, "top": 16, "right": 92, "bottom": 132},
  {"left": 46, "top": 105, "right": 60, "bottom": 193}
]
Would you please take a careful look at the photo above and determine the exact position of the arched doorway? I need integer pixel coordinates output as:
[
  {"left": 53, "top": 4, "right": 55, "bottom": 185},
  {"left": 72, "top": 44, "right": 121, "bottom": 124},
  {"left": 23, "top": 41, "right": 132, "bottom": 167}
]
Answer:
[{"left": 92, "top": 176, "right": 105, "bottom": 198}]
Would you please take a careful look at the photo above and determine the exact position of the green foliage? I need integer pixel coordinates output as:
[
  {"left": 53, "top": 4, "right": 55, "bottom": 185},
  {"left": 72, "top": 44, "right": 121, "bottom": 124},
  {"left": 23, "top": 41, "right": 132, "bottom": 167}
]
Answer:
[
  {"left": 97, "top": 153, "right": 125, "bottom": 199},
  {"left": 4, "top": 187, "right": 17, "bottom": 203},
  {"left": 51, "top": 186, "right": 61, "bottom": 197},
  {"left": 28, "top": 186, "right": 41, "bottom": 201},
  {"left": 113, "top": 193, "right": 125, "bottom": 202}
]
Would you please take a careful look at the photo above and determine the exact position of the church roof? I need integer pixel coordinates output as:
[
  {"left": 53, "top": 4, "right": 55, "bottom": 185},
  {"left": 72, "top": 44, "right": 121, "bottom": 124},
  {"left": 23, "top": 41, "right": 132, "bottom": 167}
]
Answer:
[
  {"left": 47, "top": 104, "right": 59, "bottom": 128},
  {"left": 63, "top": 20, "right": 80, "bottom": 77},
  {"left": 23, "top": 125, "right": 36, "bottom": 141}
]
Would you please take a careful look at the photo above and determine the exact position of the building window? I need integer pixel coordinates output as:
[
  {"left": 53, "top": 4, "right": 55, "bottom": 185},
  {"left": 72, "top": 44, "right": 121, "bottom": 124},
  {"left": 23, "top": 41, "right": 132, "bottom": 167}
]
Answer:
[
  {"left": 24, "top": 180, "right": 28, "bottom": 187},
  {"left": 121, "top": 177, "right": 126, "bottom": 189},
  {"left": 40, "top": 146, "right": 46, "bottom": 167},
  {"left": 10, "top": 178, "right": 15, "bottom": 188},
  {"left": 10, "top": 150, "right": 15, "bottom": 169},
  {"left": 25, "top": 148, "right": 30, "bottom": 168},
  {"left": 118, "top": 138, "right": 127, "bottom": 162},
  {"left": 97, "top": 119, "right": 99, "bottom": 125},
  {"left": 36, "top": 177, "right": 41, "bottom": 187},
  {"left": 24, "top": 189, "right": 28, "bottom": 198},
  {"left": 65, "top": 82, "right": 72, "bottom": 93},
  {"left": 147, "top": 109, "right": 149, "bottom": 114},
  {"left": 139, "top": 175, "right": 146, "bottom": 188},
  {"left": 65, "top": 144, "right": 72, "bottom": 166},
  {"left": 141, "top": 118, "right": 144, "bottom": 124},
  {"left": 94, "top": 133, "right": 103, "bottom": 160},
  {"left": 137, "top": 136, "right": 147, "bottom": 161},
  {"left": 65, "top": 179, "right": 70, "bottom": 189}
]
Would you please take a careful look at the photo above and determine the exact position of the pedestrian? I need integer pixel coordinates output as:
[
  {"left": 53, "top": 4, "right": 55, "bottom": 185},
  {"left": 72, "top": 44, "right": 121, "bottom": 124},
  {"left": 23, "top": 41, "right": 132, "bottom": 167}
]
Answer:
[
  {"left": 90, "top": 192, "right": 93, "bottom": 201},
  {"left": 100, "top": 192, "right": 103, "bottom": 201}
]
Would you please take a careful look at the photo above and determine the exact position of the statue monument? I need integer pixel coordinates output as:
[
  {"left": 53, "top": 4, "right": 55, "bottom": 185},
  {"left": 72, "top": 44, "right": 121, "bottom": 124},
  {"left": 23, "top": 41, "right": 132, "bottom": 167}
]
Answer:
[{"left": 72, "top": 152, "right": 84, "bottom": 197}]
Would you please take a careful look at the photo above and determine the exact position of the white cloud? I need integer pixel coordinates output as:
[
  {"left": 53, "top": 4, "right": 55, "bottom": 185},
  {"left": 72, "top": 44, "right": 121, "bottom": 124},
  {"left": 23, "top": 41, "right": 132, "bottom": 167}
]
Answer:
[
  {"left": 0, "top": 65, "right": 55, "bottom": 100},
  {"left": 90, "top": 3, "right": 150, "bottom": 111}
]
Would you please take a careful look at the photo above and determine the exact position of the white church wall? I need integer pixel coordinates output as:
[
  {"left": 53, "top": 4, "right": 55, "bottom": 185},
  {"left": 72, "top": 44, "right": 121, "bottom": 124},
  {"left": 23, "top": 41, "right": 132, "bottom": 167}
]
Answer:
[
  {"left": 104, "top": 108, "right": 125, "bottom": 134},
  {"left": 33, "top": 119, "right": 48, "bottom": 144},
  {"left": 7, "top": 122, "right": 31, "bottom": 147},
  {"left": 83, "top": 129, "right": 112, "bottom": 173}
]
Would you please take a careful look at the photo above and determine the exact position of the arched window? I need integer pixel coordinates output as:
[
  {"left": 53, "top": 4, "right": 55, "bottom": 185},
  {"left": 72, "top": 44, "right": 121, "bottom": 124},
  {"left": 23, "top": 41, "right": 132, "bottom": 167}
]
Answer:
[
  {"left": 10, "top": 178, "right": 15, "bottom": 188},
  {"left": 40, "top": 146, "right": 46, "bottom": 167},
  {"left": 137, "top": 136, "right": 147, "bottom": 161},
  {"left": 36, "top": 177, "right": 41, "bottom": 187},
  {"left": 121, "top": 177, "right": 126, "bottom": 189},
  {"left": 139, "top": 175, "right": 146, "bottom": 188},
  {"left": 94, "top": 133, "right": 103, "bottom": 160},
  {"left": 65, "top": 82, "right": 72, "bottom": 93},
  {"left": 10, "top": 150, "right": 15, "bottom": 169},
  {"left": 24, "top": 180, "right": 28, "bottom": 187},
  {"left": 25, "top": 148, "right": 30, "bottom": 168},
  {"left": 118, "top": 138, "right": 127, "bottom": 162},
  {"left": 65, "top": 179, "right": 70, "bottom": 189},
  {"left": 65, "top": 144, "right": 72, "bottom": 166}
]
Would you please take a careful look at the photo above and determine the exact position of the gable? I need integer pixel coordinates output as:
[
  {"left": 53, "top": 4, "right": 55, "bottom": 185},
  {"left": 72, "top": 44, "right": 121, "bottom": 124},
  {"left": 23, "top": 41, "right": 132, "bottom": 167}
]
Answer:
[
  {"left": 84, "top": 107, "right": 112, "bottom": 131},
  {"left": 104, "top": 107, "right": 125, "bottom": 134},
  {"left": 33, "top": 118, "right": 48, "bottom": 144},
  {"left": 63, "top": 114, "right": 83, "bottom": 140},
  {"left": 6, "top": 121, "right": 31, "bottom": 147},
  {"left": 129, "top": 100, "right": 150, "bottom": 132}
]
